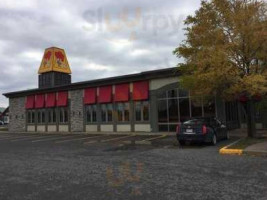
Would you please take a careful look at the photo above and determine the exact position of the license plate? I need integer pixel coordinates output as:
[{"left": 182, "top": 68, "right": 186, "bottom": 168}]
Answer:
[
  {"left": 186, "top": 129, "right": 193, "bottom": 133},
  {"left": 185, "top": 129, "right": 195, "bottom": 134}
]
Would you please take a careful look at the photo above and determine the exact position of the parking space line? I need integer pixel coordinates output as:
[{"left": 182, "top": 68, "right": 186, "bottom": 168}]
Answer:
[
  {"left": 0, "top": 135, "right": 15, "bottom": 139},
  {"left": 83, "top": 135, "right": 113, "bottom": 144},
  {"left": 31, "top": 135, "right": 75, "bottom": 143},
  {"left": 100, "top": 135, "right": 136, "bottom": 143},
  {"left": 140, "top": 135, "right": 167, "bottom": 142},
  {"left": 55, "top": 135, "right": 107, "bottom": 143},
  {"left": 0, "top": 135, "right": 36, "bottom": 141},
  {"left": 11, "top": 135, "right": 58, "bottom": 142}
]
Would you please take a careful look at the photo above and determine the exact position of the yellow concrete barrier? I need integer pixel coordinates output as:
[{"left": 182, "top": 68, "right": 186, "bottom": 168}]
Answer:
[
  {"left": 219, "top": 148, "right": 243, "bottom": 155},
  {"left": 219, "top": 138, "right": 244, "bottom": 155}
]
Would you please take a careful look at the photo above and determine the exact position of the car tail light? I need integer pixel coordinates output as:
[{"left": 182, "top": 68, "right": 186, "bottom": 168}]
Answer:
[
  {"left": 176, "top": 124, "right": 180, "bottom": 134},
  {"left": 202, "top": 125, "right": 207, "bottom": 135}
]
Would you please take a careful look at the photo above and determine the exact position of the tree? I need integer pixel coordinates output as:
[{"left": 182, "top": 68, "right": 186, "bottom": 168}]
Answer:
[{"left": 174, "top": 0, "right": 267, "bottom": 137}]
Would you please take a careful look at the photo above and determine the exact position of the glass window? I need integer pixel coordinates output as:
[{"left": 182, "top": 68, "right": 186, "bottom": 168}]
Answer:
[
  {"left": 158, "top": 100, "right": 168, "bottom": 123},
  {"left": 101, "top": 105, "right": 106, "bottom": 122},
  {"left": 143, "top": 101, "right": 149, "bottom": 121},
  {"left": 27, "top": 110, "right": 35, "bottom": 124},
  {"left": 107, "top": 104, "right": 113, "bottom": 122},
  {"left": 178, "top": 89, "right": 189, "bottom": 98},
  {"left": 64, "top": 109, "right": 68, "bottom": 123},
  {"left": 86, "top": 105, "right": 97, "bottom": 123},
  {"left": 117, "top": 103, "right": 130, "bottom": 122},
  {"left": 157, "top": 91, "right": 167, "bottom": 99},
  {"left": 135, "top": 102, "right": 142, "bottom": 121},
  {"left": 168, "top": 99, "right": 179, "bottom": 122},
  {"left": 204, "top": 98, "right": 215, "bottom": 117},
  {"left": 27, "top": 112, "right": 31, "bottom": 123},
  {"left": 179, "top": 98, "right": 190, "bottom": 122},
  {"left": 86, "top": 105, "right": 93, "bottom": 123},
  {"left": 60, "top": 109, "right": 63, "bottom": 123},
  {"left": 31, "top": 111, "right": 35, "bottom": 123},
  {"left": 125, "top": 104, "right": 130, "bottom": 121},
  {"left": 48, "top": 109, "right": 56, "bottom": 123},
  {"left": 135, "top": 101, "right": 149, "bottom": 122},
  {"left": 225, "top": 102, "right": 239, "bottom": 122},
  {"left": 59, "top": 107, "right": 68, "bottom": 123},
  {"left": 37, "top": 110, "right": 45, "bottom": 124},
  {"left": 191, "top": 97, "right": 203, "bottom": 117},
  {"left": 117, "top": 103, "right": 123, "bottom": 122},
  {"left": 42, "top": 111, "right": 45, "bottom": 123},
  {"left": 101, "top": 104, "right": 113, "bottom": 123},
  {"left": 38, "top": 111, "right": 41, "bottom": 123},
  {"left": 168, "top": 89, "right": 178, "bottom": 98}
]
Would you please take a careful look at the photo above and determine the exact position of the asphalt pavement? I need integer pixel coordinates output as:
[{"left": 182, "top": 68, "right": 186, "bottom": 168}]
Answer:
[{"left": 0, "top": 132, "right": 266, "bottom": 200}]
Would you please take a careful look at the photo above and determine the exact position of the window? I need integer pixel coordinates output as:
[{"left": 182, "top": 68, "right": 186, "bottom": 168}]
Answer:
[
  {"left": 191, "top": 97, "right": 203, "bottom": 117},
  {"left": 225, "top": 102, "right": 238, "bottom": 122},
  {"left": 117, "top": 103, "right": 130, "bottom": 122},
  {"left": 101, "top": 104, "right": 113, "bottom": 123},
  {"left": 168, "top": 99, "right": 178, "bottom": 122},
  {"left": 27, "top": 110, "right": 35, "bottom": 124},
  {"left": 168, "top": 89, "right": 178, "bottom": 98},
  {"left": 178, "top": 89, "right": 189, "bottom": 98},
  {"left": 48, "top": 108, "right": 57, "bottom": 123},
  {"left": 37, "top": 110, "right": 46, "bottom": 124},
  {"left": 59, "top": 107, "right": 68, "bottom": 123},
  {"left": 86, "top": 105, "right": 97, "bottom": 123},
  {"left": 203, "top": 98, "right": 216, "bottom": 117},
  {"left": 158, "top": 100, "right": 168, "bottom": 123},
  {"left": 135, "top": 101, "right": 149, "bottom": 122},
  {"left": 157, "top": 91, "right": 167, "bottom": 99},
  {"left": 157, "top": 86, "right": 218, "bottom": 132},
  {"left": 179, "top": 98, "right": 190, "bottom": 122}
]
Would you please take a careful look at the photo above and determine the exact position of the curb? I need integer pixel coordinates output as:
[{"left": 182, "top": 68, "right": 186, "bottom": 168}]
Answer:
[
  {"left": 219, "top": 139, "right": 244, "bottom": 155},
  {"left": 243, "top": 150, "right": 267, "bottom": 157},
  {"left": 219, "top": 139, "right": 267, "bottom": 156}
]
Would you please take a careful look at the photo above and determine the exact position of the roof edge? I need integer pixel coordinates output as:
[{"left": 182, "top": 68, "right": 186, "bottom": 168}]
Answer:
[{"left": 3, "top": 67, "right": 179, "bottom": 98}]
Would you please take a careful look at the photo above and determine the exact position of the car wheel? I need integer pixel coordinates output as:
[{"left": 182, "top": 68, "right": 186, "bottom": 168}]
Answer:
[
  {"left": 211, "top": 134, "right": 217, "bottom": 146},
  {"left": 179, "top": 140, "right": 185, "bottom": 146}
]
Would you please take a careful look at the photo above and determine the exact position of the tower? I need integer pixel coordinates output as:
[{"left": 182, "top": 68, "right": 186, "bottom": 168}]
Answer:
[{"left": 38, "top": 47, "right": 71, "bottom": 88}]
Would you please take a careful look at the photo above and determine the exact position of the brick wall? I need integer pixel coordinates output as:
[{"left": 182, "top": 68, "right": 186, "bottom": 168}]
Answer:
[
  {"left": 9, "top": 97, "right": 26, "bottom": 132},
  {"left": 70, "top": 90, "right": 84, "bottom": 132}
]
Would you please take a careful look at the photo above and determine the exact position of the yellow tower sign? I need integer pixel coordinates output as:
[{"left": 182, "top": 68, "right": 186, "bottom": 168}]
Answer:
[{"left": 38, "top": 47, "right": 71, "bottom": 74}]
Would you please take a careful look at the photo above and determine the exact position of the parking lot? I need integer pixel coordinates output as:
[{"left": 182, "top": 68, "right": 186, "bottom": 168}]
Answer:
[
  {"left": 0, "top": 132, "right": 266, "bottom": 200},
  {"left": 0, "top": 132, "right": 173, "bottom": 147}
]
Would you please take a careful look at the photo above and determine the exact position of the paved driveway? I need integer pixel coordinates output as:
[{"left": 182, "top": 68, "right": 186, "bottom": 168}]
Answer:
[{"left": 0, "top": 132, "right": 266, "bottom": 200}]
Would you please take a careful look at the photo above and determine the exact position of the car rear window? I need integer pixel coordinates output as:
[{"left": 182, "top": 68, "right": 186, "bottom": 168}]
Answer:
[{"left": 183, "top": 119, "right": 209, "bottom": 125}]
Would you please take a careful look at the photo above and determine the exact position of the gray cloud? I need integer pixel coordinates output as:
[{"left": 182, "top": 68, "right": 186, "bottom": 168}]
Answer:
[{"left": 0, "top": 0, "right": 201, "bottom": 107}]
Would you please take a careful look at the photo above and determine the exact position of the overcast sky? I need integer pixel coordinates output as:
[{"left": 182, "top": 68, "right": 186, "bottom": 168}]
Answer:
[{"left": 0, "top": 0, "right": 201, "bottom": 107}]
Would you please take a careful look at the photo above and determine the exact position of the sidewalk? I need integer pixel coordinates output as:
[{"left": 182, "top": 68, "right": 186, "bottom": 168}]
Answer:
[
  {"left": 244, "top": 141, "right": 267, "bottom": 156},
  {"left": 229, "top": 128, "right": 267, "bottom": 138}
]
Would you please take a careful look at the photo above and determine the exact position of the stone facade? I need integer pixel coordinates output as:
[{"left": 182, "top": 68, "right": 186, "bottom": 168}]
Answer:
[
  {"left": 9, "top": 97, "right": 26, "bottom": 132},
  {"left": 70, "top": 90, "right": 84, "bottom": 132}
]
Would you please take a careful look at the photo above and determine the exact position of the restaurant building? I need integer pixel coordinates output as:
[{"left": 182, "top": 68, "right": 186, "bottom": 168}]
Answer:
[{"left": 3, "top": 47, "right": 266, "bottom": 133}]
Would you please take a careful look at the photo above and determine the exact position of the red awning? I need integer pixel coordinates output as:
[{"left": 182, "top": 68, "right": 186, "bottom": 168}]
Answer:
[
  {"left": 57, "top": 91, "right": 68, "bottom": 107},
  {"left": 133, "top": 81, "right": 149, "bottom": 100},
  {"left": 46, "top": 93, "right": 56, "bottom": 108},
  {"left": 35, "top": 94, "right": 45, "bottom": 108},
  {"left": 25, "top": 95, "right": 35, "bottom": 109},
  {"left": 84, "top": 88, "right": 96, "bottom": 104},
  {"left": 114, "top": 83, "right": 129, "bottom": 102},
  {"left": 98, "top": 86, "right": 112, "bottom": 103}
]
